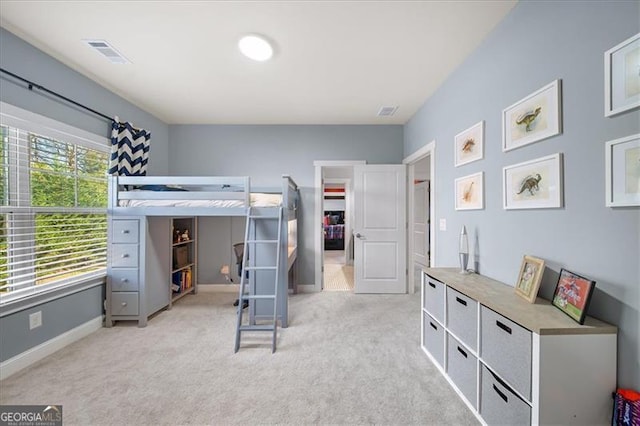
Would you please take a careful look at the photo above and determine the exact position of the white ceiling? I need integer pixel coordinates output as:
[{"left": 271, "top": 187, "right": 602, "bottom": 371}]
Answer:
[{"left": 0, "top": 1, "right": 517, "bottom": 125}]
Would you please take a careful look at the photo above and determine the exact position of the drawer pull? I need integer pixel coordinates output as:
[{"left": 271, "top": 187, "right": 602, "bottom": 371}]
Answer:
[
  {"left": 428, "top": 282, "right": 436, "bottom": 289},
  {"left": 121, "top": 302, "right": 127, "bottom": 307},
  {"left": 457, "top": 346, "right": 468, "bottom": 358},
  {"left": 121, "top": 254, "right": 129, "bottom": 258},
  {"left": 120, "top": 278, "right": 129, "bottom": 283},
  {"left": 496, "top": 320, "right": 512, "bottom": 334},
  {"left": 122, "top": 229, "right": 130, "bottom": 234},
  {"left": 455, "top": 296, "right": 467, "bottom": 306},
  {"left": 493, "top": 384, "right": 508, "bottom": 403},
  {"left": 429, "top": 322, "right": 437, "bottom": 331}
]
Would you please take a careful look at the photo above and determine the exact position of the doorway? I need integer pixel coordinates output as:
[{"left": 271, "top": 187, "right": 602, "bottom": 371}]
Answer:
[
  {"left": 314, "top": 161, "right": 407, "bottom": 294},
  {"left": 404, "top": 141, "right": 436, "bottom": 294},
  {"left": 314, "top": 161, "right": 365, "bottom": 292}
]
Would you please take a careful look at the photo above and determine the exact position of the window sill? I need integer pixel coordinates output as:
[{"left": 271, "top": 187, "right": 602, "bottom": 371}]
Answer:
[{"left": 0, "top": 271, "right": 107, "bottom": 317}]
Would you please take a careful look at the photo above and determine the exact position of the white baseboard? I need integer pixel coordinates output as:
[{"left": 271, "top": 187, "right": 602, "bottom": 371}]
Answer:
[
  {"left": 296, "top": 284, "right": 319, "bottom": 293},
  {"left": 198, "top": 284, "right": 239, "bottom": 293},
  {"left": 0, "top": 315, "right": 103, "bottom": 381}
]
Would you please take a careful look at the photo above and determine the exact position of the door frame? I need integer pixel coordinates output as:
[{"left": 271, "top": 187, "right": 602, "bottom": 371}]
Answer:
[
  {"left": 313, "top": 160, "right": 366, "bottom": 293},
  {"left": 403, "top": 140, "right": 436, "bottom": 295}
]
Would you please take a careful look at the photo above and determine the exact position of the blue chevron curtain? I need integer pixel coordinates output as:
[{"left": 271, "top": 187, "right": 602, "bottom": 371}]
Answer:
[{"left": 108, "top": 118, "right": 150, "bottom": 175}]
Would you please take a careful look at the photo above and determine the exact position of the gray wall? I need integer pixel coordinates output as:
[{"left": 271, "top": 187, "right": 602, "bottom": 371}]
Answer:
[
  {"left": 404, "top": 1, "right": 640, "bottom": 389},
  {"left": 0, "top": 286, "right": 103, "bottom": 361},
  {"left": 168, "top": 125, "right": 404, "bottom": 285},
  {"left": 0, "top": 27, "right": 170, "bottom": 362}
]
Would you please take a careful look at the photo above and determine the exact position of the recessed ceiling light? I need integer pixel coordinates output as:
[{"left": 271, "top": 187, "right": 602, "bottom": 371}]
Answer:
[{"left": 238, "top": 34, "right": 273, "bottom": 62}]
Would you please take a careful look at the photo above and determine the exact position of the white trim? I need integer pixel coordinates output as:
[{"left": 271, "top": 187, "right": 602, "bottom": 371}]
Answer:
[
  {"left": 403, "top": 142, "right": 434, "bottom": 165},
  {"left": 314, "top": 160, "right": 366, "bottom": 293},
  {"left": 404, "top": 141, "right": 436, "bottom": 294},
  {"left": 0, "top": 315, "right": 103, "bottom": 380},
  {"left": 313, "top": 160, "right": 366, "bottom": 167}
]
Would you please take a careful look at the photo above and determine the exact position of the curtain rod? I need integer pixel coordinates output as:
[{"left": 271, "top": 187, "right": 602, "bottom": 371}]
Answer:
[{"left": 0, "top": 67, "right": 115, "bottom": 123}]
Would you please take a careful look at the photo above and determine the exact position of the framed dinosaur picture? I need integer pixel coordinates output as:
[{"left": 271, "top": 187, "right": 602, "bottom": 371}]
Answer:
[
  {"left": 454, "top": 120, "right": 484, "bottom": 167},
  {"left": 503, "top": 153, "right": 563, "bottom": 210},
  {"left": 605, "top": 32, "right": 640, "bottom": 117},
  {"left": 455, "top": 171, "right": 484, "bottom": 210},
  {"left": 502, "top": 79, "right": 562, "bottom": 152}
]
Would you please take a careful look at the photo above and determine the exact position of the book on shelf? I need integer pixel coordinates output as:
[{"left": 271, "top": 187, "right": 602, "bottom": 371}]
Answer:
[{"left": 172, "top": 267, "right": 192, "bottom": 293}]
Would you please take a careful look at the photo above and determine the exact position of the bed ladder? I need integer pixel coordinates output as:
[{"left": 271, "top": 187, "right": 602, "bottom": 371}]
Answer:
[{"left": 234, "top": 206, "right": 283, "bottom": 353}]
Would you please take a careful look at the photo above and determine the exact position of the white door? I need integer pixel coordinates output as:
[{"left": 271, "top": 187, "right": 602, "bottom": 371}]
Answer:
[
  {"left": 413, "top": 181, "right": 429, "bottom": 266},
  {"left": 353, "top": 164, "right": 406, "bottom": 293}
]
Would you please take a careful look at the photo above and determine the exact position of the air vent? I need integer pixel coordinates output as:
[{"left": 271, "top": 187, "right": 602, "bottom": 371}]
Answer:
[
  {"left": 83, "top": 39, "right": 129, "bottom": 64},
  {"left": 377, "top": 106, "right": 398, "bottom": 117}
]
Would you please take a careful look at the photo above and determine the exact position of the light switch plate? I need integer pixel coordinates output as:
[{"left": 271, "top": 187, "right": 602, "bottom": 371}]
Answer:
[{"left": 439, "top": 218, "right": 447, "bottom": 231}]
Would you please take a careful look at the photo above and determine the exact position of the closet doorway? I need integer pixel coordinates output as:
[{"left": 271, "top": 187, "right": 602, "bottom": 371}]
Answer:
[
  {"left": 322, "top": 178, "right": 353, "bottom": 291},
  {"left": 404, "top": 141, "right": 435, "bottom": 294}
]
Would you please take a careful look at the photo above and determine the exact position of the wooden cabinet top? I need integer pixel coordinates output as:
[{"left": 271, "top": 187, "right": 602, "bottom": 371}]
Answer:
[{"left": 424, "top": 268, "right": 616, "bottom": 336}]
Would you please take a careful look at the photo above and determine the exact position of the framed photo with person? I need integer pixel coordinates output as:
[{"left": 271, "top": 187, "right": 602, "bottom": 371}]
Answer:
[
  {"left": 514, "top": 255, "right": 545, "bottom": 303},
  {"left": 551, "top": 268, "right": 596, "bottom": 324}
]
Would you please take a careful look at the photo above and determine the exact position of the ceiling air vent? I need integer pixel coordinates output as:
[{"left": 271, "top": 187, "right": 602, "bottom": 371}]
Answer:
[
  {"left": 377, "top": 106, "right": 398, "bottom": 117},
  {"left": 83, "top": 39, "right": 129, "bottom": 64}
]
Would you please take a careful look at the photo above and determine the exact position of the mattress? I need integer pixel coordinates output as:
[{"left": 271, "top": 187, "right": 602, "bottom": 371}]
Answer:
[{"left": 118, "top": 193, "right": 282, "bottom": 208}]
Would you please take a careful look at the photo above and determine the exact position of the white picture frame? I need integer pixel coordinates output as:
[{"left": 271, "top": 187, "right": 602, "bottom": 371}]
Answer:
[
  {"left": 455, "top": 172, "right": 484, "bottom": 210},
  {"left": 502, "top": 80, "right": 562, "bottom": 152},
  {"left": 454, "top": 120, "right": 484, "bottom": 167},
  {"left": 503, "top": 153, "right": 563, "bottom": 210},
  {"left": 605, "top": 133, "right": 640, "bottom": 207},
  {"left": 605, "top": 32, "right": 640, "bottom": 117}
]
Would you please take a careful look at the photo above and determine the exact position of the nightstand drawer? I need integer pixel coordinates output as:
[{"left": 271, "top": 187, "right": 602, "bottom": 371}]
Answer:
[
  {"left": 111, "top": 220, "right": 139, "bottom": 244},
  {"left": 480, "top": 306, "right": 531, "bottom": 400},
  {"left": 111, "top": 292, "right": 139, "bottom": 316},
  {"left": 108, "top": 269, "right": 139, "bottom": 292},
  {"left": 111, "top": 244, "right": 139, "bottom": 268}
]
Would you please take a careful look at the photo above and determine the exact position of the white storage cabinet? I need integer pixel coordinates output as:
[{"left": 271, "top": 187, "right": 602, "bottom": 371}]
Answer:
[{"left": 420, "top": 268, "right": 617, "bottom": 425}]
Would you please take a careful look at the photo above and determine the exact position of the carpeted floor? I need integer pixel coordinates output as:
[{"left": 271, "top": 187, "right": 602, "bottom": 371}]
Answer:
[{"left": 0, "top": 290, "right": 478, "bottom": 425}]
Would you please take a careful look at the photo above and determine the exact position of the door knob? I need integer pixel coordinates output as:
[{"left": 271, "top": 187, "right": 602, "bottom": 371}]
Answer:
[{"left": 355, "top": 233, "right": 362, "bottom": 239}]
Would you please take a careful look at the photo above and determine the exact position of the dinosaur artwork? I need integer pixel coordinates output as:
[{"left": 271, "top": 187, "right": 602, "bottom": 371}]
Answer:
[
  {"left": 516, "top": 106, "right": 542, "bottom": 132},
  {"left": 461, "top": 138, "right": 475, "bottom": 153},
  {"left": 463, "top": 182, "right": 474, "bottom": 202},
  {"left": 517, "top": 173, "right": 542, "bottom": 196}
]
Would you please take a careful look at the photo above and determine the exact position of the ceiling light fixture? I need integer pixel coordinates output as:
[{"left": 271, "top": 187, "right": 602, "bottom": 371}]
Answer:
[{"left": 238, "top": 34, "right": 273, "bottom": 62}]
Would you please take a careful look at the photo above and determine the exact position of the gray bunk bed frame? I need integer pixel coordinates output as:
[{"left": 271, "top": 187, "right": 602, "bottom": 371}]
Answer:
[{"left": 106, "top": 174, "right": 298, "bottom": 328}]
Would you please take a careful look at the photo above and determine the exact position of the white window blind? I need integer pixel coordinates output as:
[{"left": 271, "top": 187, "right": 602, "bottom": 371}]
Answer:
[{"left": 0, "top": 103, "right": 109, "bottom": 302}]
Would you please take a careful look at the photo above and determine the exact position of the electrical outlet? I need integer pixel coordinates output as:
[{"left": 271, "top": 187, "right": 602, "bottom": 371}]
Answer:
[{"left": 29, "top": 311, "right": 42, "bottom": 330}]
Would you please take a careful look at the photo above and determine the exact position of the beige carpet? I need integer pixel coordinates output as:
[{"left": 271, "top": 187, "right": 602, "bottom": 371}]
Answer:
[
  {"left": 0, "top": 291, "right": 478, "bottom": 425},
  {"left": 323, "top": 263, "right": 354, "bottom": 291}
]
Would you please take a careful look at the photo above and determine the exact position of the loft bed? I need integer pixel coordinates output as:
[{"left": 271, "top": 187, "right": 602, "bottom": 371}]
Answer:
[
  {"left": 106, "top": 174, "right": 299, "bottom": 328},
  {"left": 108, "top": 175, "right": 297, "bottom": 219}
]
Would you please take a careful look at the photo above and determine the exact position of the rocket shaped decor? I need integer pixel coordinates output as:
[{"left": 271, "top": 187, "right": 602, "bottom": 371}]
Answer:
[{"left": 459, "top": 226, "right": 470, "bottom": 274}]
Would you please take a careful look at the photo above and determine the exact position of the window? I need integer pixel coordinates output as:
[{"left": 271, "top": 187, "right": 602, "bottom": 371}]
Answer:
[{"left": 0, "top": 103, "right": 109, "bottom": 302}]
